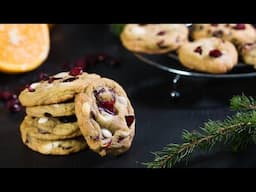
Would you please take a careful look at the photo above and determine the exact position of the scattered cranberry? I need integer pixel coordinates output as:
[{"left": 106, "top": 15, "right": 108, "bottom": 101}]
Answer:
[
  {"left": 0, "top": 91, "right": 13, "bottom": 101},
  {"left": 157, "top": 31, "right": 166, "bottom": 36},
  {"left": 125, "top": 116, "right": 135, "bottom": 127},
  {"left": 69, "top": 66, "right": 83, "bottom": 76},
  {"left": 39, "top": 73, "right": 49, "bottom": 81},
  {"left": 211, "top": 24, "right": 218, "bottom": 27},
  {"left": 118, "top": 137, "right": 125, "bottom": 143},
  {"left": 209, "top": 49, "right": 222, "bottom": 58},
  {"left": 91, "top": 135, "right": 100, "bottom": 141},
  {"left": 74, "top": 58, "right": 87, "bottom": 69},
  {"left": 194, "top": 46, "right": 203, "bottom": 55},
  {"left": 25, "top": 84, "right": 35, "bottom": 92},
  {"left": 212, "top": 30, "right": 223, "bottom": 38},
  {"left": 104, "top": 140, "right": 112, "bottom": 149},
  {"left": 233, "top": 24, "right": 246, "bottom": 30}
]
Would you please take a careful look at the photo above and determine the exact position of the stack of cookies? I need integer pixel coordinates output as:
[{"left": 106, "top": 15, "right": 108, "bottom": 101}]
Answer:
[{"left": 19, "top": 71, "right": 136, "bottom": 156}]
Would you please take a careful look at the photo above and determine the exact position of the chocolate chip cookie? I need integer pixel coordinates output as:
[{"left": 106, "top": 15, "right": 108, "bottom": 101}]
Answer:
[
  {"left": 121, "top": 24, "right": 189, "bottom": 54},
  {"left": 178, "top": 37, "right": 238, "bottom": 74},
  {"left": 75, "top": 78, "right": 135, "bottom": 156}
]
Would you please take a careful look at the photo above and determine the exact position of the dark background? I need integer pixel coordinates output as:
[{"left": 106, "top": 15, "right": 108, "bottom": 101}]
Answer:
[{"left": 1, "top": 24, "right": 256, "bottom": 168}]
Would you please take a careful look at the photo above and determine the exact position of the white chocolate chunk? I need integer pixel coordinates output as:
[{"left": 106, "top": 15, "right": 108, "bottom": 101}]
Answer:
[
  {"left": 9, "top": 29, "right": 20, "bottom": 45},
  {"left": 54, "top": 72, "right": 68, "bottom": 78},
  {"left": 53, "top": 104, "right": 59, "bottom": 108},
  {"left": 98, "top": 111, "right": 113, "bottom": 122},
  {"left": 38, "top": 117, "right": 48, "bottom": 124},
  {"left": 117, "top": 96, "right": 127, "bottom": 106},
  {"left": 30, "top": 83, "right": 40, "bottom": 89},
  {"left": 101, "top": 128, "right": 112, "bottom": 138},
  {"left": 132, "top": 26, "right": 145, "bottom": 35},
  {"left": 82, "top": 103, "right": 91, "bottom": 115}
]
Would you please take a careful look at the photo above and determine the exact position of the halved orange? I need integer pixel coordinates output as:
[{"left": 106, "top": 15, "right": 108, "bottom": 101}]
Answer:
[{"left": 0, "top": 24, "right": 50, "bottom": 74}]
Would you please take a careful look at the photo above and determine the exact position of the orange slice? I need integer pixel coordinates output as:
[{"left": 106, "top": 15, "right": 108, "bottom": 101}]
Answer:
[{"left": 0, "top": 24, "right": 50, "bottom": 74}]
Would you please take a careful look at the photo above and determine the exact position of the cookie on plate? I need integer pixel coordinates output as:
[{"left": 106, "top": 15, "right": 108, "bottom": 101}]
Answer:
[
  {"left": 26, "top": 102, "right": 75, "bottom": 117},
  {"left": 178, "top": 37, "right": 238, "bottom": 74},
  {"left": 191, "top": 24, "right": 256, "bottom": 46},
  {"left": 75, "top": 78, "right": 135, "bottom": 156},
  {"left": 20, "top": 126, "right": 86, "bottom": 155},
  {"left": 239, "top": 42, "right": 256, "bottom": 67},
  {"left": 19, "top": 72, "right": 100, "bottom": 107},
  {"left": 21, "top": 116, "right": 82, "bottom": 140},
  {"left": 121, "top": 24, "right": 189, "bottom": 54}
]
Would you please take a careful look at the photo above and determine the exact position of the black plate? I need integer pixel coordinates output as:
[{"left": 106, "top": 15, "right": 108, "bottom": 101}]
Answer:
[{"left": 134, "top": 53, "right": 256, "bottom": 78}]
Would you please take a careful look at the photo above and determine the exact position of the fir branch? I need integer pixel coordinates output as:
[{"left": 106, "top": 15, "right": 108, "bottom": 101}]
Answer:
[
  {"left": 145, "top": 110, "right": 256, "bottom": 168},
  {"left": 230, "top": 94, "right": 256, "bottom": 111}
]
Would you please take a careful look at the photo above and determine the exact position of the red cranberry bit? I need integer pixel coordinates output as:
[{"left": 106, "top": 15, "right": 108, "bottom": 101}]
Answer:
[
  {"left": 69, "top": 66, "right": 83, "bottom": 76},
  {"left": 39, "top": 73, "right": 49, "bottom": 81},
  {"left": 233, "top": 24, "right": 246, "bottom": 30},
  {"left": 25, "top": 84, "right": 35, "bottom": 92},
  {"left": 211, "top": 24, "right": 219, "bottom": 27},
  {"left": 94, "top": 88, "right": 117, "bottom": 115},
  {"left": 157, "top": 31, "right": 166, "bottom": 36},
  {"left": 194, "top": 46, "right": 203, "bottom": 55},
  {"left": 212, "top": 30, "right": 224, "bottom": 38},
  {"left": 209, "top": 49, "right": 222, "bottom": 58},
  {"left": 104, "top": 140, "right": 112, "bottom": 149},
  {"left": 74, "top": 58, "right": 87, "bottom": 69},
  {"left": 91, "top": 135, "right": 100, "bottom": 141},
  {"left": 125, "top": 116, "right": 135, "bottom": 127},
  {"left": 0, "top": 91, "right": 13, "bottom": 101},
  {"left": 118, "top": 137, "right": 125, "bottom": 143}
]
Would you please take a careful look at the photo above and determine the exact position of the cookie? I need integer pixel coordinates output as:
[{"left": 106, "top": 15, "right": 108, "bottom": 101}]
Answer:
[
  {"left": 191, "top": 24, "right": 256, "bottom": 46},
  {"left": 21, "top": 116, "right": 81, "bottom": 140},
  {"left": 121, "top": 24, "right": 189, "bottom": 54},
  {"left": 19, "top": 72, "right": 100, "bottom": 107},
  {"left": 26, "top": 102, "right": 75, "bottom": 117},
  {"left": 178, "top": 37, "right": 238, "bottom": 74},
  {"left": 20, "top": 126, "right": 87, "bottom": 155},
  {"left": 240, "top": 42, "right": 256, "bottom": 67},
  {"left": 75, "top": 78, "right": 135, "bottom": 156}
]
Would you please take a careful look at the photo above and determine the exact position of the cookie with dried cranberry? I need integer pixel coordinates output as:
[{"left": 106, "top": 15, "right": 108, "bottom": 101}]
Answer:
[
  {"left": 121, "top": 24, "right": 189, "bottom": 54},
  {"left": 192, "top": 24, "right": 256, "bottom": 46},
  {"left": 75, "top": 78, "right": 135, "bottom": 156},
  {"left": 20, "top": 124, "right": 86, "bottom": 155},
  {"left": 26, "top": 102, "right": 75, "bottom": 118},
  {"left": 21, "top": 116, "right": 82, "bottom": 140},
  {"left": 240, "top": 42, "right": 256, "bottom": 67},
  {"left": 19, "top": 71, "right": 100, "bottom": 107},
  {"left": 178, "top": 37, "right": 238, "bottom": 74}
]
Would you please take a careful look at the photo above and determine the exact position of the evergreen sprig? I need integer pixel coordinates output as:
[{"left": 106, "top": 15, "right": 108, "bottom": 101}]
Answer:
[{"left": 145, "top": 95, "right": 256, "bottom": 168}]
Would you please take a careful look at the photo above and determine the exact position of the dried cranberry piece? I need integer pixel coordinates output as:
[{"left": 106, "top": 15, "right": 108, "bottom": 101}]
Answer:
[
  {"left": 209, "top": 49, "right": 222, "bottom": 58},
  {"left": 125, "top": 116, "right": 135, "bottom": 127},
  {"left": 69, "top": 66, "right": 83, "bottom": 76},
  {"left": 74, "top": 58, "right": 87, "bottom": 69},
  {"left": 25, "top": 84, "right": 35, "bottom": 92},
  {"left": 194, "top": 46, "right": 203, "bottom": 55},
  {"left": 91, "top": 135, "right": 100, "bottom": 141},
  {"left": 118, "top": 137, "right": 125, "bottom": 143},
  {"left": 211, "top": 24, "right": 218, "bottom": 27},
  {"left": 0, "top": 91, "right": 13, "bottom": 101},
  {"left": 39, "top": 73, "right": 49, "bottom": 81},
  {"left": 233, "top": 24, "right": 246, "bottom": 30},
  {"left": 212, "top": 30, "right": 224, "bottom": 38}
]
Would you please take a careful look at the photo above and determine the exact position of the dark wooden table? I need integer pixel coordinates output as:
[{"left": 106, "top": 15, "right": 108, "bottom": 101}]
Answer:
[{"left": 1, "top": 24, "right": 256, "bottom": 168}]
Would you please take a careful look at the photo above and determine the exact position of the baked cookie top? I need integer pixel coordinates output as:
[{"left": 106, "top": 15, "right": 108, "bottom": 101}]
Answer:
[
  {"left": 178, "top": 37, "right": 238, "bottom": 74},
  {"left": 19, "top": 72, "right": 100, "bottom": 107},
  {"left": 121, "top": 24, "right": 189, "bottom": 54},
  {"left": 26, "top": 102, "right": 75, "bottom": 118},
  {"left": 192, "top": 24, "right": 256, "bottom": 46},
  {"left": 240, "top": 42, "right": 256, "bottom": 67},
  {"left": 75, "top": 78, "right": 135, "bottom": 156}
]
